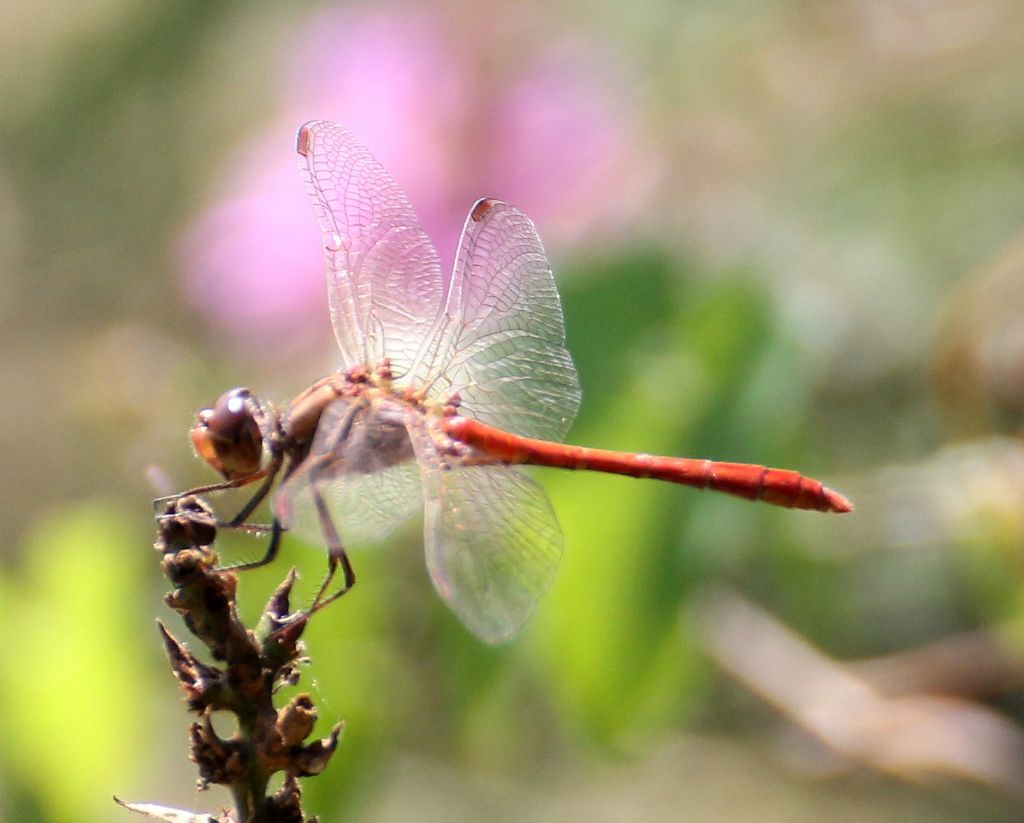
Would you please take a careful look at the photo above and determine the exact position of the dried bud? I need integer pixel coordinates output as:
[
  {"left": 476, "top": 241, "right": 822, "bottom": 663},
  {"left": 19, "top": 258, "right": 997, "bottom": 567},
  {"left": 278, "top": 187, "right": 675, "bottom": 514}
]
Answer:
[
  {"left": 277, "top": 695, "right": 318, "bottom": 748},
  {"left": 264, "top": 614, "right": 308, "bottom": 668},
  {"left": 158, "top": 621, "right": 222, "bottom": 711},
  {"left": 189, "top": 713, "right": 237, "bottom": 788},
  {"left": 257, "top": 569, "right": 299, "bottom": 637},
  {"left": 156, "top": 497, "right": 218, "bottom": 553},
  {"left": 292, "top": 723, "right": 343, "bottom": 777}
]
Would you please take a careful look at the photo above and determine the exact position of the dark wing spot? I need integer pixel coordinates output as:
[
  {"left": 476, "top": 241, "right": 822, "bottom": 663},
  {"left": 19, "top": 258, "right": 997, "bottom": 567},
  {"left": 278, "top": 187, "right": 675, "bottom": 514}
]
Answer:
[
  {"left": 296, "top": 123, "right": 313, "bottom": 156},
  {"left": 471, "top": 198, "right": 496, "bottom": 222}
]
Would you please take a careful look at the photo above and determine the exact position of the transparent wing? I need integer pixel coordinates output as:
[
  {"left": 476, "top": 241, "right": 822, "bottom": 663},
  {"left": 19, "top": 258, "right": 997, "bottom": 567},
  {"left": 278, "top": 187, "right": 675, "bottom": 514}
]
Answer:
[
  {"left": 296, "top": 121, "right": 446, "bottom": 377},
  {"left": 425, "top": 199, "right": 580, "bottom": 441},
  {"left": 274, "top": 399, "right": 422, "bottom": 549},
  {"left": 408, "top": 415, "right": 563, "bottom": 644}
]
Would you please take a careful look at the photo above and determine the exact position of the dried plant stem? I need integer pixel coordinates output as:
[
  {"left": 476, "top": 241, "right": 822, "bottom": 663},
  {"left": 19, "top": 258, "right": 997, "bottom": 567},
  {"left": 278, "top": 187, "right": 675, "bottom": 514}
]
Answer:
[{"left": 117, "top": 497, "right": 340, "bottom": 823}]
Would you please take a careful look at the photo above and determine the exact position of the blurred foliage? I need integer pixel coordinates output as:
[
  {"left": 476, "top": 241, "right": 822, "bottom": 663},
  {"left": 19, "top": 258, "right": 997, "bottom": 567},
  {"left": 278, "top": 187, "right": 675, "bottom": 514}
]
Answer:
[
  {"left": 0, "top": 506, "right": 149, "bottom": 822},
  {"left": 4, "top": 1, "right": 1024, "bottom": 821}
]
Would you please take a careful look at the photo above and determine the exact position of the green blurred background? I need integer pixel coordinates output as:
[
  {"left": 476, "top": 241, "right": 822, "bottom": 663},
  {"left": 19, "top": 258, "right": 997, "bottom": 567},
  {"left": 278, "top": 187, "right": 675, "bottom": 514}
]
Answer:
[{"left": 4, "top": 1, "right": 1024, "bottom": 820}]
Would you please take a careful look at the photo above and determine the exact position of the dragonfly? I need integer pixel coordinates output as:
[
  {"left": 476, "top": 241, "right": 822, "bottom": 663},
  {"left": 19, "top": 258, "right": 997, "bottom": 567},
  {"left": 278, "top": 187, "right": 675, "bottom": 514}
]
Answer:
[{"left": 170, "top": 120, "right": 851, "bottom": 644}]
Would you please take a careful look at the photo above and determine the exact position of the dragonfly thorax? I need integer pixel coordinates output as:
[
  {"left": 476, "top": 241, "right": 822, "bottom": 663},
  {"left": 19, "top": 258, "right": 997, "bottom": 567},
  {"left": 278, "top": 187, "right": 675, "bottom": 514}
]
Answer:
[
  {"left": 279, "top": 368, "right": 428, "bottom": 478},
  {"left": 328, "top": 399, "right": 417, "bottom": 475}
]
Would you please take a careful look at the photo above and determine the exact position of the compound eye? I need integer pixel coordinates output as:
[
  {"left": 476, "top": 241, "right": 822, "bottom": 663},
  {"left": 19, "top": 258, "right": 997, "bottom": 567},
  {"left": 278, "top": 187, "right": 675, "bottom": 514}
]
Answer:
[
  {"left": 208, "top": 388, "right": 255, "bottom": 438},
  {"left": 190, "top": 388, "right": 264, "bottom": 480}
]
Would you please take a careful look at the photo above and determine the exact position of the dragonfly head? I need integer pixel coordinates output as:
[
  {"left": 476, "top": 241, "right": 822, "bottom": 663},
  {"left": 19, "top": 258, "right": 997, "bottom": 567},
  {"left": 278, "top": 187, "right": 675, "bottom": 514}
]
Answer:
[{"left": 191, "top": 388, "right": 265, "bottom": 480}]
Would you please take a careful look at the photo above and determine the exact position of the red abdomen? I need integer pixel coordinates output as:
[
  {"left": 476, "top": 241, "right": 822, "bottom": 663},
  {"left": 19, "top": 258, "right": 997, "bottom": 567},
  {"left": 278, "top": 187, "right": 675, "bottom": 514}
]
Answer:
[{"left": 442, "top": 416, "right": 852, "bottom": 514}]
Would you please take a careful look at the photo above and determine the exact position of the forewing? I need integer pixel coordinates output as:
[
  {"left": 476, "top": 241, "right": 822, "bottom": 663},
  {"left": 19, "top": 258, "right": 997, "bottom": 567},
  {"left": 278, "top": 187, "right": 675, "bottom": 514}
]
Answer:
[
  {"left": 408, "top": 416, "right": 563, "bottom": 644},
  {"left": 427, "top": 199, "right": 580, "bottom": 441},
  {"left": 275, "top": 399, "right": 421, "bottom": 549},
  {"left": 296, "top": 121, "right": 445, "bottom": 377}
]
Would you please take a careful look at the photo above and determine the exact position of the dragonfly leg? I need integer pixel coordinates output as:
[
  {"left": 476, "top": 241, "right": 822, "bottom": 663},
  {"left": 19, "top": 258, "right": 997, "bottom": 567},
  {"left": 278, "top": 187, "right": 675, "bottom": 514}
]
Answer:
[
  {"left": 306, "top": 478, "right": 356, "bottom": 615},
  {"left": 217, "top": 518, "right": 284, "bottom": 573},
  {"left": 151, "top": 466, "right": 271, "bottom": 509},
  {"left": 219, "top": 397, "right": 364, "bottom": 604},
  {"left": 293, "top": 397, "right": 367, "bottom": 612},
  {"left": 222, "top": 454, "right": 283, "bottom": 527},
  {"left": 155, "top": 456, "right": 286, "bottom": 573},
  {"left": 154, "top": 510, "right": 274, "bottom": 538}
]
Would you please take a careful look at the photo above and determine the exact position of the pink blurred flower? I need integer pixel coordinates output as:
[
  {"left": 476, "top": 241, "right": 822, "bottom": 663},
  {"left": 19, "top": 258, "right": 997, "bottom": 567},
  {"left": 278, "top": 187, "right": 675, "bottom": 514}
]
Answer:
[
  {"left": 179, "top": 132, "right": 326, "bottom": 350},
  {"left": 179, "top": 4, "right": 653, "bottom": 355}
]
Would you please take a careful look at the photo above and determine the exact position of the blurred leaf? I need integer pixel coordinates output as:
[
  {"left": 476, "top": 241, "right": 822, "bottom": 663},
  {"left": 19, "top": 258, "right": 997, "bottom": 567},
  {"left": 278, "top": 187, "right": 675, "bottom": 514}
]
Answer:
[
  {"left": 0, "top": 503, "right": 148, "bottom": 823},
  {"left": 532, "top": 266, "right": 778, "bottom": 743}
]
